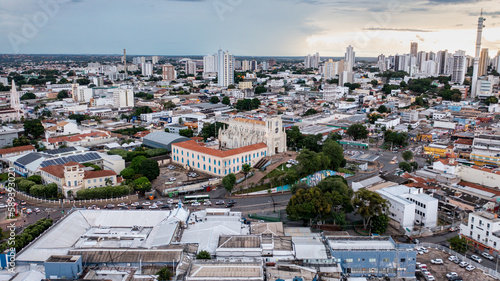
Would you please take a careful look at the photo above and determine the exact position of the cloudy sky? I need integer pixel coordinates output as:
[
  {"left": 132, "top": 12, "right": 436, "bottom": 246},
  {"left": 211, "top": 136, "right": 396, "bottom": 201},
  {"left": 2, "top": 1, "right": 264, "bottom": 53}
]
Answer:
[{"left": 1, "top": 0, "right": 499, "bottom": 57}]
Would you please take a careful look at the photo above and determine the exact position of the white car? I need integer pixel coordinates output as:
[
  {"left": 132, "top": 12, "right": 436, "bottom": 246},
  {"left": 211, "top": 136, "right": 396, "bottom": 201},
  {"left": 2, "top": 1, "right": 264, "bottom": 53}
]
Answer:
[
  {"left": 446, "top": 272, "right": 458, "bottom": 279},
  {"left": 459, "top": 261, "right": 468, "bottom": 268},
  {"left": 448, "top": 256, "right": 457, "bottom": 262},
  {"left": 482, "top": 252, "right": 494, "bottom": 260},
  {"left": 169, "top": 177, "right": 176, "bottom": 181},
  {"left": 470, "top": 255, "right": 482, "bottom": 263},
  {"left": 191, "top": 202, "right": 201, "bottom": 206},
  {"left": 466, "top": 265, "right": 475, "bottom": 271},
  {"left": 131, "top": 202, "right": 140, "bottom": 207},
  {"left": 149, "top": 204, "right": 158, "bottom": 209},
  {"left": 142, "top": 202, "right": 151, "bottom": 206},
  {"left": 427, "top": 276, "right": 435, "bottom": 281},
  {"left": 203, "top": 201, "right": 212, "bottom": 206},
  {"left": 430, "top": 259, "right": 443, "bottom": 265},
  {"left": 117, "top": 203, "right": 127, "bottom": 207},
  {"left": 167, "top": 199, "right": 174, "bottom": 204}
]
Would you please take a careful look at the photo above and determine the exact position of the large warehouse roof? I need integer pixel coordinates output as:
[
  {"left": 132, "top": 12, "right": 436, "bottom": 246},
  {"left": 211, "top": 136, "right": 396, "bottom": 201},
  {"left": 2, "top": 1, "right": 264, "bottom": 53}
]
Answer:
[{"left": 143, "top": 132, "right": 191, "bottom": 150}]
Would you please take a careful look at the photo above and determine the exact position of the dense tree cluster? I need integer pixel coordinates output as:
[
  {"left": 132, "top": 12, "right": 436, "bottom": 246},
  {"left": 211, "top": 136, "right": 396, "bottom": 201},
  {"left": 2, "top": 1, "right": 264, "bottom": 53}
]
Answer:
[
  {"left": 76, "top": 185, "right": 131, "bottom": 199},
  {"left": 235, "top": 98, "right": 260, "bottom": 111},
  {"left": 0, "top": 218, "right": 53, "bottom": 252}
]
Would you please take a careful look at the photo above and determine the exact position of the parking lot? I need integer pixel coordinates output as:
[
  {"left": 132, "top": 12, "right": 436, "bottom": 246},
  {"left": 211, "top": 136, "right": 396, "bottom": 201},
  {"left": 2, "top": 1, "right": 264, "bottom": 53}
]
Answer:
[
  {"left": 154, "top": 164, "right": 210, "bottom": 190},
  {"left": 416, "top": 247, "right": 497, "bottom": 281}
]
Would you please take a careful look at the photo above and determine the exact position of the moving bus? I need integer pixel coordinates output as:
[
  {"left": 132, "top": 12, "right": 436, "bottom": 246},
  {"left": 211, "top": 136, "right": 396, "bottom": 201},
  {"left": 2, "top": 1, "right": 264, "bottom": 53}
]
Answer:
[{"left": 183, "top": 195, "right": 210, "bottom": 203}]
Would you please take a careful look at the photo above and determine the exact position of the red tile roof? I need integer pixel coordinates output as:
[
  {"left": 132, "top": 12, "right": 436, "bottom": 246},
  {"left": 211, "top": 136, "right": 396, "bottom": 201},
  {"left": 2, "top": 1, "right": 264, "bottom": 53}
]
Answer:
[
  {"left": 133, "top": 131, "right": 151, "bottom": 138},
  {"left": 0, "top": 145, "right": 36, "bottom": 156},
  {"left": 459, "top": 181, "right": 500, "bottom": 196},
  {"left": 40, "top": 165, "right": 65, "bottom": 179},
  {"left": 173, "top": 140, "right": 267, "bottom": 158},
  {"left": 63, "top": 161, "right": 82, "bottom": 167},
  {"left": 455, "top": 138, "right": 473, "bottom": 145},
  {"left": 84, "top": 170, "right": 117, "bottom": 179}
]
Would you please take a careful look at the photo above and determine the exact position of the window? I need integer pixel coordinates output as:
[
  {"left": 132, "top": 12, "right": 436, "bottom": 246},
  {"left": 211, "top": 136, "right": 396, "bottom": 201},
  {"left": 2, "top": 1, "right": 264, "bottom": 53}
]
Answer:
[
  {"left": 383, "top": 258, "right": 389, "bottom": 262},
  {"left": 99, "top": 178, "right": 102, "bottom": 182},
  {"left": 400, "top": 258, "right": 406, "bottom": 263},
  {"left": 487, "top": 231, "right": 489, "bottom": 236},
  {"left": 369, "top": 258, "right": 376, "bottom": 263},
  {"left": 472, "top": 217, "right": 475, "bottom": 223},
  {"left": 94, "top": 179, "right": 97, "bottom": 183},
  {"left": 495, "top": 242, "right": 497, "bottom": 247},
  {"left": 345, "top": 259, "right": 353, "bottom": 263}
]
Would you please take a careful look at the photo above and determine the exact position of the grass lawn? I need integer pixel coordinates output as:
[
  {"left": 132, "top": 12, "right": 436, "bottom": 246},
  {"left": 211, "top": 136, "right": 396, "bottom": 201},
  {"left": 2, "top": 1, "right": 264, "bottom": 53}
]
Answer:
[{"left": 263, "top": 164, "right": 295, "bottom": 180}]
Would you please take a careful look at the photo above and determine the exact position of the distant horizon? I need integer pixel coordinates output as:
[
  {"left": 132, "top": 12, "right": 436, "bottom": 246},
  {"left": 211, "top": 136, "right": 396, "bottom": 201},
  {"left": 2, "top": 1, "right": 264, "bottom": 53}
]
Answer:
[{"left": 1, "top": 1, "right": 499, "bottom": 57}]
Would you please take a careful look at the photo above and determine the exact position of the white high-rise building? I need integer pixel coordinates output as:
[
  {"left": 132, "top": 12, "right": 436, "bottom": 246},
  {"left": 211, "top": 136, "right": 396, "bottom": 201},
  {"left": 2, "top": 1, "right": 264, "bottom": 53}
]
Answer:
[
  {"left": 203, "top": 55, "right": 216, "bottom": 73},
  {"left": 185, "top": 60, "right": 197, "bottom": 75},
  {"left": 71, "top": 84, "right": 93, "bottom": 103},
  {"left": 304, "top": 53, "right": 320, "bottom": 69},
  {"left": 217, "top": 49, "right": 234, "bottom": 87},
  {"left": 152, "top": 56, "right": 159, "bottom": 65},
  {"left": 323, "top": 59, "right": 336, "bottom": 79},
  {"left": 113, "top": 89, "right": 134, "bottom": 108},
  {"left": 242, "top": 60, "right": 250, "bottom": 72},
  {"left": 344, "top": 45, "right": 355, "bottom": 71},
  {"left": 452, "top": 50, "right": 468, "bottom": 84},
  {"left": 141, "top": 62, "right": 153, "bottom": 77},
  {"left": 494, "top": 50, "right": 500, "bottom": 71},
  {"left": 377, "top": 54, "right": 387, "bottom": 72}
]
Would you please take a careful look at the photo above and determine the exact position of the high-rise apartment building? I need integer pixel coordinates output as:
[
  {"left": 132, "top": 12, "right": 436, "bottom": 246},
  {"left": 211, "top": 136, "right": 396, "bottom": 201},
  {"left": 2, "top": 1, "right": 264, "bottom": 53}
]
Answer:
[
  {"left": 344, "top": 46, "right": 355, "bottom": 71},
  {"left": 304, "top": 53, "right": 320, "bottom": 69},
  {"left": 185, "top": 60, "right": 197, "bottom": 75},
  {"left": 113, "top": 89, "right": 134, "bottom": 108},
  {"left": 377, "top": 54, "right": 387, "bottom": 72},
  {"left": 410, "top": 42, "right": 418, "bottom": 57},
  {"left": 217, "top": 49, "right": 234, "bottom": 87},
  {"left": 324, "top": 59, "right": 335, "bottom": 79},
  {"left": 479, "top": 48, "right": 489, "bottom": 76},
  {"left": 141, "top": 62, "right": 153, "bottom": 77},
  {"left": 203, "top": 55, "right": 216, "bottom": 73},
  {"left": 162, "top": 64, "right": 176, "bottom": 81},
  {"left": 152, "top": 56, "right": 159, "bottom": 65},
  {"left": 452, "top": 50, "right": 467, "bottom": 84}
]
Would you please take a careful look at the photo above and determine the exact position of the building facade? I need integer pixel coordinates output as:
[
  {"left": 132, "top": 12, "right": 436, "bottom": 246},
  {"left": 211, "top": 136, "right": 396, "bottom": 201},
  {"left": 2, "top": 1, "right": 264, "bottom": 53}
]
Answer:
[
  {"left": 218, "top": 117, "right": 287, "bottom": 156},
  {"left": 460, "top": 211, "right": 500, "bottom": 255},
  {"left": 172, "top": 140, "right": 267, "bottom": 177}
]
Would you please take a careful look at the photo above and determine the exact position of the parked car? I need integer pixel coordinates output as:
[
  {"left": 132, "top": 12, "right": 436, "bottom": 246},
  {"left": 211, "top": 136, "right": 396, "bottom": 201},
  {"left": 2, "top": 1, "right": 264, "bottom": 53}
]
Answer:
[
  {"left": 34, "top": 208, "right": 40, "bottom": 213},
  {"left": 459, "top": 261, "right": 468, "bottom": 268},
  {"left": 448, "top": 256, "right": 457, "bottom": 262},
  {"left": 427, "top": 275, "right": 435, "bottom": 281},
  {"left": 225, "top": 203, "right": 234, "bottom": 208},
  {"left": 0, "top": 204, "right": 7, "bottom": 209},
  {"left": 466, "top": 265, "right": 475, "bottom": 271},
  {"left": 26, "top": 208, "right": 32, "bottom": 214},
  {"left": 191, "top": 202, "right": 201, "bottom": 206},
  {"left": 117, "top": 203, "right": 127, "bottom": 207},
  {"left": 482, "top": 252, "right": 494, "bottom": 260},
  {"left": 169, "top": 177, "right": 176, "bottom": 182},
  {"left": 167, "top": 199, "right": 174, "bottom": 204},
  {"left": 431, "top": 259, "right": 443, "bottom": 265},
  {"left": 167, "top": 165, "right": 176, "bottom": 170},
  {"left": 470, "top": 255, "right": 482, "bottom": 263},
  {"left": 453, "top": 258, "right": 462, "bottom": 264},
  {"left": 228, "top": 200, "right": 237, "bottom": 205},
  {"left": 446, "top": 272, "right": 458, "bottom": 279},
  {"left": 20, "top": 200, "right": 27, "bottom": 205},
  {"left": 142, "top": 202, "right": 151, "bottom": 206},
  {"left": 105, "top": 204, "right": 115, "bottom": 209},
  {"left": 419, "top": 264, "right": 427, "bottom": 270},
  {"left": 156, "top": 201, "right": 163, "bottom": 205},
  {"left": 215, "top": 200, "right": 225, "bottom": 205},
  {"left": 203, "top": 201, "right": 212, "bottom": 206},
  {"left": 149, "top": 204, "right": 158, "bottom": 209},
  {"left": 131, "top": 202, "right": 140, "bottom": 207}
]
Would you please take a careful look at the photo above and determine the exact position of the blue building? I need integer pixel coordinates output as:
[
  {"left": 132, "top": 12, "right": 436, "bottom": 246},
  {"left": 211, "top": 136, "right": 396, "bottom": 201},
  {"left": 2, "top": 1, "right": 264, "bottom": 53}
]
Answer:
[
  {"left": 45, "top": 255, "right": 83, "bottom": 279},
  {"left": 326, "top": 236, "right": 416, "bottom": 279}
]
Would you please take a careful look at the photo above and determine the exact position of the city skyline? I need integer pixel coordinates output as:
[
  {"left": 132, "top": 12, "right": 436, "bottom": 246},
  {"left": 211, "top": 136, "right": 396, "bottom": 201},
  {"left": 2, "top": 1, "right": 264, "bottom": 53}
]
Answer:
[{"left": 1, "top": 0, "right": 499, "bottom": 57}]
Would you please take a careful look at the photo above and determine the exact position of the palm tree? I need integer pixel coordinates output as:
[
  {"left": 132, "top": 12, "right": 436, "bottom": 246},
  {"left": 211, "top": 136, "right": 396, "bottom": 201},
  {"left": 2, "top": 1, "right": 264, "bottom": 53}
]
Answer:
[
  {"left": 105, "top": 178, "right": 113, "bottom": 186},
  {"left": 242, "top": 164, "right": 252, "bottom": 191}
]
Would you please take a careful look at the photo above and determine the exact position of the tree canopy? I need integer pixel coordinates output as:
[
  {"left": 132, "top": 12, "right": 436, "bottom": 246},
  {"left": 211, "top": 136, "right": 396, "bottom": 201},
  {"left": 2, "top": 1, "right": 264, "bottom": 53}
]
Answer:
[
  {"left": 23, "top": 119, "right": 45, "bottom": 139},
  {"left": 286, "top": 187, "right": 331, "bottom": 222},
  {"left": 352, "top": 189, "right": 389, "bottom": 230},
  {"left": 346, "top": 124, "right": 368, "bottom": 141},
  {"left": 222, "top": 173, "right": 236, "bottom": 195}
]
